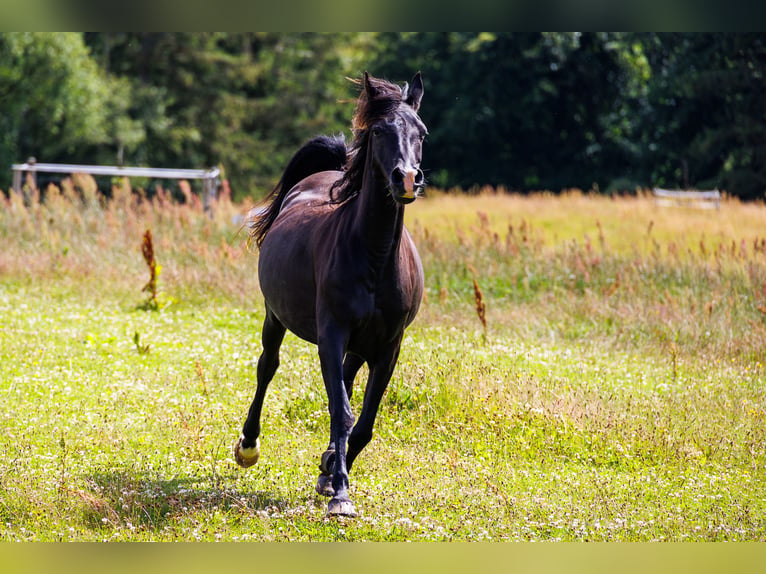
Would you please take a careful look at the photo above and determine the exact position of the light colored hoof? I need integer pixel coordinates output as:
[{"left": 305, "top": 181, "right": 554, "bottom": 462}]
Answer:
[
  {"left": 327, "top": 497, "right": 357, "bottom": 517},
  {"left": 316, "top": 473, "right": 335, "bottom": 497},
  {"left": 234, "top": 435, "right": 260, "bottom": 468}
]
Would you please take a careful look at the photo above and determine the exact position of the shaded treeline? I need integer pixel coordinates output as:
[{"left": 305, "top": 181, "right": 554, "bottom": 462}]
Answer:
[{"left": 1, "top": 33, "right": 764, "bottom": 200}]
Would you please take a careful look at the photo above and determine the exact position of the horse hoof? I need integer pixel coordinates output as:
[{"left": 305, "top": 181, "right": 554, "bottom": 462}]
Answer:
[
  {"left": 327, "top": 497, "right": 357, "bottom": 517},
  {"left": 234, "top": 436, "right": 260, "bottom": 468},
  {"left": 316, "top": 473, "right": 335, "bottom": 497}
]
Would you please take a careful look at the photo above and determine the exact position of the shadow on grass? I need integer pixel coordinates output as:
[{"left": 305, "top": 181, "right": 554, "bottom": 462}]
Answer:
[{"left": 81, "top": 469, "right": 296, "bottom": 532}]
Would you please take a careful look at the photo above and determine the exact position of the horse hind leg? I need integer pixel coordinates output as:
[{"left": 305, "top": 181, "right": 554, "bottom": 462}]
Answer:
[
  {"left": 346, "top": 343, "right": 400, "bottom": 472},
  {"left": 234, "top": 308, "right": 286, "bottom": 468},
  {"left": 316, "top": 353, "right": 365, "bottom": 497}
]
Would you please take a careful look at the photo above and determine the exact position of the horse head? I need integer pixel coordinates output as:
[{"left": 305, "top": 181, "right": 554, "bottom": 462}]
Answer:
[{"left": 363, "top": 72, "right": 427, "bottom": 205}]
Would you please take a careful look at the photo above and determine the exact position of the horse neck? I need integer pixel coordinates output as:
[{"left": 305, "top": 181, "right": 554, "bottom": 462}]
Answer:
[{"left": 350, "top": 146, "right": 405, "bottom": 273}]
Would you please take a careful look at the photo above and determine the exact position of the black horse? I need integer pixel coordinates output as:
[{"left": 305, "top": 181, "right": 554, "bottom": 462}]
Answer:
[{"left": 234, "top": 72, "right": 427, "bottom": 516}]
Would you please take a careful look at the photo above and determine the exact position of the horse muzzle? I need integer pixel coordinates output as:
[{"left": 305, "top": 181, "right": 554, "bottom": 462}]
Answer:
[{"left": 391, "top": 167, "right": 425, "bottom": 204}]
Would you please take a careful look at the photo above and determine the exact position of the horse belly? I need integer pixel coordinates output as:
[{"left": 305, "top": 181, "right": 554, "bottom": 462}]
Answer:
[{"left": 257, "top": 227, "right": 319, "bottom": 344}]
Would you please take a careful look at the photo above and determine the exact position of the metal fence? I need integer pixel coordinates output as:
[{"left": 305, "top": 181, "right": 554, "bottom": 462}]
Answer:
[
  {"left": 653, "top": 188, "right": 721, "bottom": 210},
  {"left": 11, "top": 159, "right": 221, "bottom": 211}
]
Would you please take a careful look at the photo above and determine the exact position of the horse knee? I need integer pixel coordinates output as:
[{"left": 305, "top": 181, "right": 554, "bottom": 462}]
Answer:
[{"left": 329, "top": 398, "right": 354, "bottom": 434}]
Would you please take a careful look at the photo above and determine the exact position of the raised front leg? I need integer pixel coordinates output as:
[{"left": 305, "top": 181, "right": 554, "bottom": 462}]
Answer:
[
  {"left": 234, "top": 307, "right": 286, "bottom": 468},
  {"left": 317, "top": 327, "right": 357, "bottom": 517}
]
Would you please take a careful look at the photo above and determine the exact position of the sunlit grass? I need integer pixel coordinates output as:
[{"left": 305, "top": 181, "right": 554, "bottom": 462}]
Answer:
[
  {"left": 408, "top": 188, "right": 766, "bottom": 256},
  {"left": 1, "top": 181, "right": 765, "bottom": 541}
]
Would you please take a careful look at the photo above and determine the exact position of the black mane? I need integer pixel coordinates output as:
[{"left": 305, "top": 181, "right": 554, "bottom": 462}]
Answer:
[{"left": 329, "top": 76, "right": 405, "bottom": 204}]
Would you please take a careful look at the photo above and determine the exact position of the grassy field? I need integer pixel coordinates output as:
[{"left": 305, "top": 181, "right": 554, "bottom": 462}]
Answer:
[{"left": 1, "top": 179, "right": 765, "bottom": 541}]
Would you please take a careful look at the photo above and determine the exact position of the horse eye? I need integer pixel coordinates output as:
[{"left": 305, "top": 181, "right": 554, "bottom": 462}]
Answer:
[{"left": 371, "top": 126, "right": 382, "bottom": 136}]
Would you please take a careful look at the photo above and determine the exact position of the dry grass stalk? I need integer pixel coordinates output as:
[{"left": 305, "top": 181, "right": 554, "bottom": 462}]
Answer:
[
  {"left": 195, "top": 361, "right": 209, "bottom": 396},
  {"left": 141, "top": 229, "right": 160, "bottom": 309},
  {"left": 467, "top": 263, "right": 487, "bottom": 339}
]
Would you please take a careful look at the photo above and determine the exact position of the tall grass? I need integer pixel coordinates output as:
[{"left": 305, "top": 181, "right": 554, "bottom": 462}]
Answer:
[
  {"left": 407, "top": 189, "right": 766, "bottom": 362},
  {"left": 1, "top": 181, "right": 765, "bottom": 541},
  {"left": 0, "top": 176, "right": 258, "bottom": 305}
]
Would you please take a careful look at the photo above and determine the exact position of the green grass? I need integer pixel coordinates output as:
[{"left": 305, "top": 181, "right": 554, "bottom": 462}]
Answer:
[{"left": 1, "top": 181, "right": 765, "bottom": 541}]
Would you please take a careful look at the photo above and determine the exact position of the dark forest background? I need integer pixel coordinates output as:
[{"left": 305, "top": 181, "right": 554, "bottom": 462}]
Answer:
[{"left": 1, "top": 33, "right": 764, "bottom": 200}]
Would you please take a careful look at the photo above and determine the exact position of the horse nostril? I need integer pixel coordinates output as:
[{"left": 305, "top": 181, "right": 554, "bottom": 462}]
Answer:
[
  {"left": 414, "top": 169, "right": 424, "bottom": 186},
  {"left": 391, "top": 168, "right": 404, "bottom": 188}
]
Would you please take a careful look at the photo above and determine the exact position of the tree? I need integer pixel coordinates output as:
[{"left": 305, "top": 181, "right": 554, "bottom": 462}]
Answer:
[
  {"left": 0, "top": 33, "right": 139, "bottom": 190},
  {"left": 365, "top": 32, "right": 650, "bottom": 192},
  {"left": 7, "top": 33, "right": 762, "bottom": 200},
  {"left": 85, "top": 32, "right": 364, "bottom": 197},
  {"left": 639, "top": 33, "right": 766, "bottom": 199}
]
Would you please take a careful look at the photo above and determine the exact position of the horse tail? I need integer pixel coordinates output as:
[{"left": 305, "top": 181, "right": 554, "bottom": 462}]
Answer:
[{"left": 250, "top": 134, "right": 347, "bottom": 248}]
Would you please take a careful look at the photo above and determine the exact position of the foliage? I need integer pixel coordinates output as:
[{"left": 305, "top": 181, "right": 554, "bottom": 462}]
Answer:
[
  {"left": 0, "top": 33, "right": 139, "bottom": 179},
  {"left": 83, "top": 33, "right": 364, "bottom": 195},
  {"left": 637, "top": 33, "right": 766, "bottom": 199},
  {"left": 366, "top": 33, "right": 649, "bottom": 192},
  {"left": 1, "top": 33, "right": 765, "bottom": 199}
]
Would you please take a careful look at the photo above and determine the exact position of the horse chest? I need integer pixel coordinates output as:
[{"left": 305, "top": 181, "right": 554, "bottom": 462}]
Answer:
[
  {"left": 348, "top": 300, "right": 408, "bottom": 358},
  {"left": 321, "top": 257, "right": 406, "bottom": 328}
]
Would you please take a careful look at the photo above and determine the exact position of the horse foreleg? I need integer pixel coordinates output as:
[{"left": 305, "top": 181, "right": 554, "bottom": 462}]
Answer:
[
  {"left": 234, "top": 308, "right": 286, "bottom": 468},
  {"left": 316, "top": 352, "right": 366, "bottom": 497},
  {"left": 317, "top": 329, "right": 356, "bottom": 517},
  {"left": 346, "top": 342, "right": 401, "bottom": 472}
]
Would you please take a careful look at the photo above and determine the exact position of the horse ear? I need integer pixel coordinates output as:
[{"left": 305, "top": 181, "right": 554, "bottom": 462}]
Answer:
[
  {"left": 405, "top": 72, "right": 424, "bottom": 112},
  {"left": 363, "top": 72, "right": 377, "bottom": 99}
]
